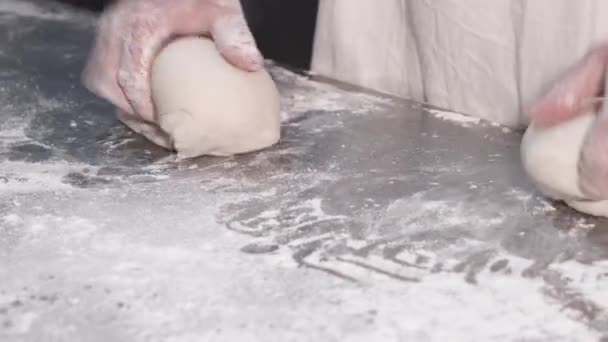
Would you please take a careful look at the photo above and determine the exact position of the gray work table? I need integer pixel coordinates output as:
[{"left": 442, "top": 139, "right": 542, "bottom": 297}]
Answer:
[{"left": 1, "top": 1, "right": 607, "bottom": 341}]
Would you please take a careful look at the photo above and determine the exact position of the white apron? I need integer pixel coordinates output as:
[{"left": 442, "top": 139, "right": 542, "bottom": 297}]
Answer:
[{"left": 312, "top": 0, "right": 608, "bottom": 127}]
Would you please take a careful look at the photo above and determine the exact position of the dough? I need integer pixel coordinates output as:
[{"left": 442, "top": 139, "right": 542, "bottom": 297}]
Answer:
[
  {"left": 521, "top": 112, "right": 608, "bottom": 217},
  {"left": 120, "top": 36, "right": 281, "bottom": 158}
]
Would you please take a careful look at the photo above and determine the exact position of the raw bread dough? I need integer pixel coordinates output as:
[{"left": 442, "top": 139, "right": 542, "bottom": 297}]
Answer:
[
  {"left": 120, "top": 36, "right": 281, "bottom": 158},
  {"left": 521, "top": 112, "right": 608, "bottom": 217}
]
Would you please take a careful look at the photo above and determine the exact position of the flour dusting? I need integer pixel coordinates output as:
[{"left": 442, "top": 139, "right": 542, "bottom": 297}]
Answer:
[
  {"left": 269, "top": 65, "right": 393, "bottom": 122},
  {"left": 0, "top": 161, "right": 79, "bottom": 194},
  {"left": 427, "top": 108, "right": 482, "bottom": 127},
  {"left": 0, "top": 0, "right": 92, "bottom": 22}
]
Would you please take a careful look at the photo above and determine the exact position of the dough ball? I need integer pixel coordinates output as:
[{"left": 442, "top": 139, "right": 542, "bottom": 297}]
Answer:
[
  {"left": 122, "top": 36, "right": 281, "bottom": 158},
  {"left": 521, "top": 112, "right": 608, "bottom": 217}
]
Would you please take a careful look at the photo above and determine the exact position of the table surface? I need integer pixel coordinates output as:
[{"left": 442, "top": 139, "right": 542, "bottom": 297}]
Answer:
[{"left": 1, "top": 1, "right": 607, "bottom": 341}]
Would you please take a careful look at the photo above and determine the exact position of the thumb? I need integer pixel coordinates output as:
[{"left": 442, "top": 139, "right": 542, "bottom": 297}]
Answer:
[{"left": 211, "top": 14, "right": 264, "bottom": 72}]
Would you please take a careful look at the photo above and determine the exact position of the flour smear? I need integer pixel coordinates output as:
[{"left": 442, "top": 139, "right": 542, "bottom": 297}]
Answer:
[{"left": 0, "top": 0, "right": 92, "bottom": 22}]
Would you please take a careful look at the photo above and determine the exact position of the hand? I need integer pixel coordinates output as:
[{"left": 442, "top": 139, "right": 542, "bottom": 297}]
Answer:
[
  {"left": 528, "top": 44, "right": 608, "bottom": 199},
  {"left": 81, "top": 0, "right": 263, "bottom": 123}
]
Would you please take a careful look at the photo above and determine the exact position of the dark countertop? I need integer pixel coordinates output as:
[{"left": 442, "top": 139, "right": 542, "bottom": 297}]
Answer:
[{"left": 1, "top": 1, "right": 607, "bottom": 341}]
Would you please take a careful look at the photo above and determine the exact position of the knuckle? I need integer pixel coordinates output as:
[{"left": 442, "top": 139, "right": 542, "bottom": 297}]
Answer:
[
  {"left": 117, "top": 67, "right": 153, "bottom": 117},
  {"left": 117, "top": 68, "right": 143, "bottom": 95},
  {"left": 116, "top": 68, "right": 130, "bottom": 89}
]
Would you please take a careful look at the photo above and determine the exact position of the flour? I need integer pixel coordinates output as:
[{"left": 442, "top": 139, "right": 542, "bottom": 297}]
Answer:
[
  {"left": 556, "top": 260, "right": 608, "bottom": 314},
  {"left": 281, "top": 238, "right": 603, "bottom": 340},
  {"left": 269, "top": 65, "right": 393, "bottom": 122},
  {"left": 0, "top": 161, "right": 84, "bottom": 194},
  {"left": 0, "top": 80, "right": 72, "bottom": 145},
  {"left": 0, "top": 89, "right": 99, "bottom": 195},
  {"left": 0, "top": 0, "right": 92, "bottom": 22},
  {"left": 215, "top": 163, "right": 607, "bottom": 339},
  {"left": 427, "top": 108, "right": 483, "bottom": 127}
]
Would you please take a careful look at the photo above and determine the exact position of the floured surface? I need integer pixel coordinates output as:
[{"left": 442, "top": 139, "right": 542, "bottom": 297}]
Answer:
[{"left": 1, "top": 1, "right": 608, "bottom": 341}]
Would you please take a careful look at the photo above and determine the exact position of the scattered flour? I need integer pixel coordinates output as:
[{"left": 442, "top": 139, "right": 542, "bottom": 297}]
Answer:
[
  {"left": 269, "top": 66, "right": 393, "bottom": 121},
  {"left": 427, "top": 108, "right": 482, "bottom": 127},
  {"left": 218, "top": 166, "right": 607, "bottom": 340},
  {"left": 427, "top": 108, "right": 516, "bottom": 133},
  {"left": 0, "top": 0, "right": 92, "bottom": 22},
  {"left": 0, "top": 161, "right": 86, "bottom": 194},
  {"left": 556, "top": 260, "right": 608, "bottom": 313}
]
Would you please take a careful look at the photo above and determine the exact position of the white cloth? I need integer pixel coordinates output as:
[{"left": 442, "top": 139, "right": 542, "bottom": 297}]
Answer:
[{"left": 312, "top": 0, "right": 608, "bottom": 127}]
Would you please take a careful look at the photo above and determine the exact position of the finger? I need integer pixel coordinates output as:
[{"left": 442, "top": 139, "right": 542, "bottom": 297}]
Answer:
[
  {"left": 528, "top": 47, "right": 608, "bottom": 127},
  {"left": 211, "top": 13, "right": 264, "bottom": 72},
  {"left": 118, "top": 12, "right": 169, "bottom": 122},
  {"left": 81, "top": 4, "right": 133, "bottom": 114}
]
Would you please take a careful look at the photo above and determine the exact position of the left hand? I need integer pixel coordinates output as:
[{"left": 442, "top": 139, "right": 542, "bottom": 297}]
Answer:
[{"left": 81, "top": 0, "right": 263, "bottom": 123}]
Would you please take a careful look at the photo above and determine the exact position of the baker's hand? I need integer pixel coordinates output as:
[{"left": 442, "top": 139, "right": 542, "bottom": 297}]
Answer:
[
  {"left": 82, "top": 0, "right": 263, "bottom": 122},
  {"left": 528, "top": 45, "right": 608, "bottom": 199}
]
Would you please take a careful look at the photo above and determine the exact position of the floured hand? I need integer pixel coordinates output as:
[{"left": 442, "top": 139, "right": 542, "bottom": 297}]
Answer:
[
  {"left": 81, "top": 0, "right": 263, "bottom": 123},
  {"left": 528, "top": 44, "right": 608, "bottom": 199}
]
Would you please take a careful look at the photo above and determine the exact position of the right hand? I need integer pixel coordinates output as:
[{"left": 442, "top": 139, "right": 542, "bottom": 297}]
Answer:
[{"left": 81, "top": 0, "right": 263, "bottom": 123}]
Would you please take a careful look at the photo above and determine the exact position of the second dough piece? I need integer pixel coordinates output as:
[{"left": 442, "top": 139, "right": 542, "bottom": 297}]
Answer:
[{"left": 521, "top": 112, "right": 608, "bottom": 217}]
